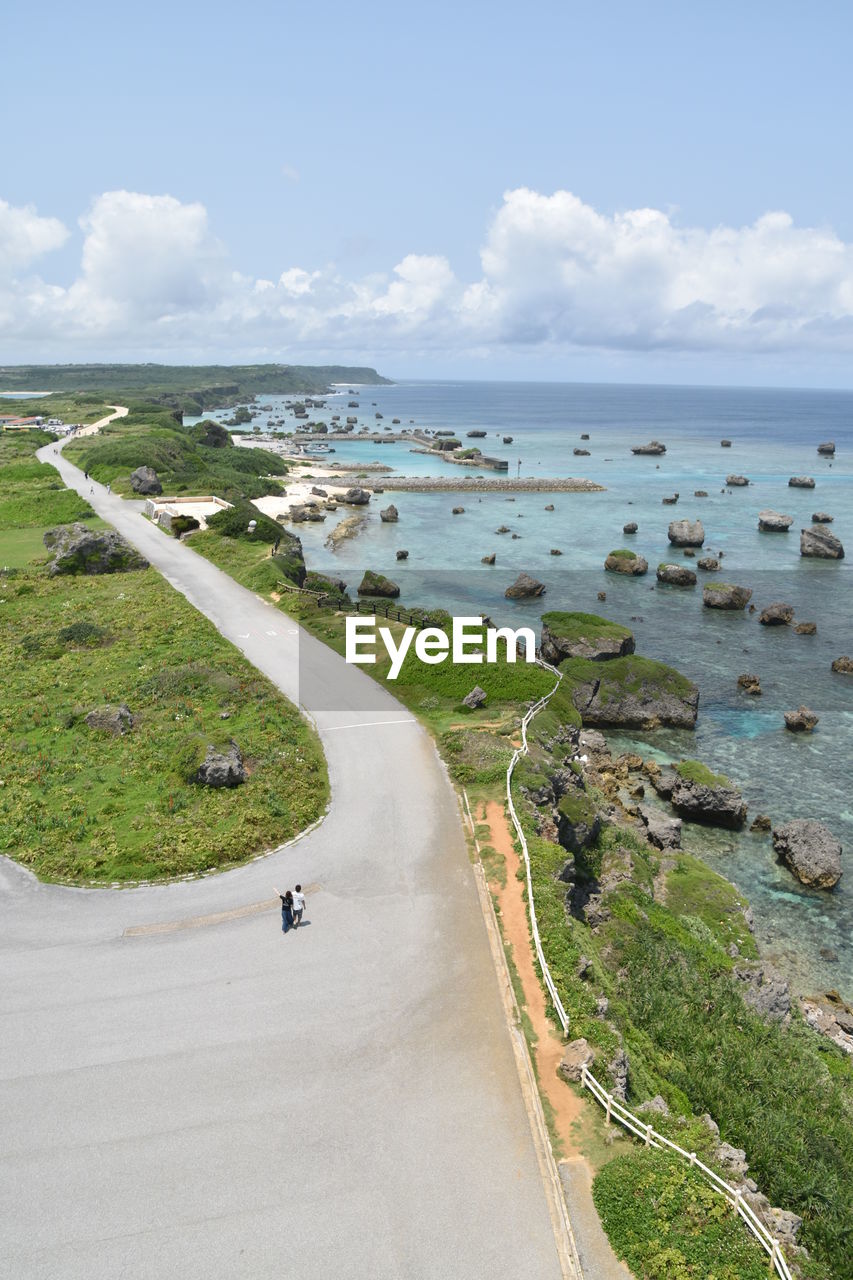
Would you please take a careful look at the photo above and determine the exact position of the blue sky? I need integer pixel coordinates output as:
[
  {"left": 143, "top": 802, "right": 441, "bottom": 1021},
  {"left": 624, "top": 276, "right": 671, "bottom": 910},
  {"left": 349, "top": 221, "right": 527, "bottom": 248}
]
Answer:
[{"left": 4, "top": 1, "right": 853, "bottom": 384}]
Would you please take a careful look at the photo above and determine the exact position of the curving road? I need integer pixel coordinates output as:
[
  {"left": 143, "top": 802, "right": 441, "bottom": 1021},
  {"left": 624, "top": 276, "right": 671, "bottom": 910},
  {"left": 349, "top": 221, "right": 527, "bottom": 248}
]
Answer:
[{"left": 0, "top": 440, "right": 571, "bottom": 1278}]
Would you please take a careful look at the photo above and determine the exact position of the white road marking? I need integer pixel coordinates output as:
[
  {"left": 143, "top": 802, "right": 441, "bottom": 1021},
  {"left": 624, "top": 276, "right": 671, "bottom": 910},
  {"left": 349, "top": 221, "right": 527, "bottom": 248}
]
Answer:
[
  {"left": 266, "top": 630, "right": 278, "bottom": 636},
  {"left": 325, "top": 718, "right": 417, "bottom": 731}
]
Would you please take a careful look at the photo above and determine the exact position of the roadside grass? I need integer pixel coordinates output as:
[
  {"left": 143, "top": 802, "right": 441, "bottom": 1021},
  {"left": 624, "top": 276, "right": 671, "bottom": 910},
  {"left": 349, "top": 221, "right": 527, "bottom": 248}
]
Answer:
[
  {"left": 0, "top": 566, "right": 328, "bottom": 881},
  {"left": 0, "top": 435, "right": 106, "bottom": 569},
  {"left": 0, "top": 431, "right": 328, "bottom": 883}
]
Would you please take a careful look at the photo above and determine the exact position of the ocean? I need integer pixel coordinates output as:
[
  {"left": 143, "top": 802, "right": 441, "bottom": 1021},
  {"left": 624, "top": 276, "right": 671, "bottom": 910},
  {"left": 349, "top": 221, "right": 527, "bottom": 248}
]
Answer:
[{"left": 192, "top": 381, "right": 853, "bottom": 996}]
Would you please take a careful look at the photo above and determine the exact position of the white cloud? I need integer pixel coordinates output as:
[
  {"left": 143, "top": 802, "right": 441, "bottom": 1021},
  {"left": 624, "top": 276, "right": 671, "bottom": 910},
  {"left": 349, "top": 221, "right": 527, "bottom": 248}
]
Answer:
[
  {"left": 0, "top": 198, "right": 68, "bottom": 278},
  {"left": 4, "top": 186, "right": 853, "bottom": 364}
]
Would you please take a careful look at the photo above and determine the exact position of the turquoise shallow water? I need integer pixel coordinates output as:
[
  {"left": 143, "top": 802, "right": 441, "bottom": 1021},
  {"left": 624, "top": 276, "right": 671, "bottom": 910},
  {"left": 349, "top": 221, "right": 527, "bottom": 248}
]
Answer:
[{"left": 196, "top": 382, "right": 853, "bottom": 995}]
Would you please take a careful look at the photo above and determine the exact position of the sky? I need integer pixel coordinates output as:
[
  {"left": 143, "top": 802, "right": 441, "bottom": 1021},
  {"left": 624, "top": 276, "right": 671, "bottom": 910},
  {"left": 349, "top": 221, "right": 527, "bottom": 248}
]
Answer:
[{"left": 4, "top": 0, "right": 853, "bottom": 385}]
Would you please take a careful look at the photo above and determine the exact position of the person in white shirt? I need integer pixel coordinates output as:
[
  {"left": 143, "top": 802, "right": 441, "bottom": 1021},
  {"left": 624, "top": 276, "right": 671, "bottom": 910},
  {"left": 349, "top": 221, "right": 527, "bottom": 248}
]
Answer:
[{"left": 292, "top": 884, "right": 306, "bottom": 928}]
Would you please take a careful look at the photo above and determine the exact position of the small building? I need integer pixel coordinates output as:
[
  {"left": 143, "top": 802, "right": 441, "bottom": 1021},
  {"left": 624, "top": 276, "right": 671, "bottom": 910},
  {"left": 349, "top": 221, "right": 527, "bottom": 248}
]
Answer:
[{"left": 144, "top": 495, "right": 233, "bottom": 532}]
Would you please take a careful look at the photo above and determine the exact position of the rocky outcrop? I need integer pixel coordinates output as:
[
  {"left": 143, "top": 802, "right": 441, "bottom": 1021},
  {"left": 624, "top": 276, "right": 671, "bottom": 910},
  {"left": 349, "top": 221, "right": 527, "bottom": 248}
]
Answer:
[
  {"left": 726, "top": 474, "right": 750, "bottom": 486},
  {"left": 789, "top": 475, "right": 815, "bottom": 488},
  {"left": 817, "top": 441, "right": 835, "bottom": 455},
  {"left": 44, "top": 523, "right": 149, "bottom": 576},
  {"left": 784, "top": 705, "right": 819, "bottom": 732},
  {"left": 623, "top": 521, "right": 638, "bottom": 534},
  {"left": 481, "top": 552, "right": 496, "bottom": 565},
  {"left": 288, "top": 503, "right": 325, "bottom": 522},
  {"left": 738, "top": 673, "right": 762, "bottom": 695},
  {"left": 379, "top": 504, "right": 398, "bottom": 522},
  {"left": 656, "top": 563, "right": 697, "bottom": 586},
  {"left": 558, "top": 1038, "right": 595, "bottom": 1082},
  {"left": 462, "top": 686, "right": 487, "bottom": 709},
  {"left": 669, "top": 765, "right": 748, "bottom": 830},
  {"left": 733, "top": 962, "right": 791, "bottom": 1021},
  {"left": 540, "top": 612, "right": 635, "bottom": 664},
  {"left": 357, "top": 570, "right": 400, "bottom": 597},
  {"left": 638, "top": 804, "right": 682, "bottom": 849},
  {"left": 721, "top": 439, "right": 732, "bottom": 447},
  {"left": 758, "top": 510, "right": 793, "bottom": 532},
  {"left": 668, "top": 519, "right": 705, "bottom": 547},
  {"left": 800, "top": 527, "right": 844, "bottom": 558},
  {"left": 396, "top": 549, "right": 409, "bottom": 561},
  {"left": 130, "top": 465, "right": 162, "bottom": 495},
  {"left": 505, "top": 572, "right": 546, "bottom": 599},
  {"left": 566, "top": 656, "right": 699, "bottom": 729},
  {"left": 697, "top": 556, "right": 720, "bottom": 571},
  {"left": 604, "top": 550, "right": 648, "bottom": 575},
  {"left": 557, "top": 790, "right": 603, "bottom": 853},
  {"left": 811, "top": 511, "right": 833, "bottom": 523},
  {"left": 832, "top": 655, "right": 853, "bottom": 673},
  {"left": 196, "top": 740, "right": 246, "bottom": 788},
  {"left": 793, "top": 621, "right": 816, "bottom": 635},
  {"left": 574, "top": 447, "right": 590, "bottom": 456},
  {"left": 772, "top": 818, "right": 842, "bottom": 888},
  {"left": 631, "top": 440, "right": 666, "bottom": 455},
  {"left": 759, "top": 601, "right": 794, "bottom": 626},
  {"left": 451, "top": 506, "right": 465, "bottom": 514},
  {"left": 703, "top": 582, "right": 752, "bottom": 610},
  {"left": 85, "top": 703, "right": 134, "bottom": 736},
  {"left": 339, "top": 486, "right": 371, "bottom": 505}
]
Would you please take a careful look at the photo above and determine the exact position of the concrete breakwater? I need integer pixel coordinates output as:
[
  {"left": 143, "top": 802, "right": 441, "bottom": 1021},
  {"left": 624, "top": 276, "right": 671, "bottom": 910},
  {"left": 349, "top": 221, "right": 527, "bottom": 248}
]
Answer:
[{"left": 361, "top": 475, "right": 605, "bottom": 493}]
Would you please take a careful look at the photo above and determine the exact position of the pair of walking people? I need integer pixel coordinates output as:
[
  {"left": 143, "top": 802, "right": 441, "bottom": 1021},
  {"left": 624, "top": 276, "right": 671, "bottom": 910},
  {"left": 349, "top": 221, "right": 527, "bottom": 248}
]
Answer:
[{"left": 276, "top": 884, "right": 305, "bottom": 933}]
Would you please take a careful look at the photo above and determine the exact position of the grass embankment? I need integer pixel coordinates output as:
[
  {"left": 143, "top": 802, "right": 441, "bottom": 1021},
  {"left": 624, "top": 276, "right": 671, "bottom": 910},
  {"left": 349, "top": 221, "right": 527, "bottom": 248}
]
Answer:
[
  {"left": 188, "top": 524, "right": 853, "bottom": 1277},
  {"left": 64, "top": 404, "right": 288, "bottom": 500},
  {"left": 541, "top": 610, "right": 634, "bottom": 648},
  {"left": 0, "top": 434, "right": 328, "bottom": 882}
]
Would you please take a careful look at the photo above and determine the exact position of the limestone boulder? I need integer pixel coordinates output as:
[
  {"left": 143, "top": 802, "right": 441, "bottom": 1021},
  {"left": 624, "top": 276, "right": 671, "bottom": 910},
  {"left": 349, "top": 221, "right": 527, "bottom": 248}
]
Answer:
[
  {"left": 668, "top": 519, "right": 705, "bottom": 547},
  {"left": 772, "top": 818, "right": 842, "bottom": 888},
  {"left": 801, "top": 527, "right": 844, "bottom": 559},
  {"left": 758, "top": 510, "right": 793, "bottom": 532},
  {"left": 44, "top": 523, "right": 149, "bottom": 576},
  {"left": 604, "top": 550, "right": 648, "bottom": 575},
  {"left": 656, "top": 563, "right": 697, "bottom": 586},
  {"left": 784, "top": 705, "right": 819, "bottom": 732},
  {"left": 505, "top": 572, "right": 546, "bottom": 599},
  {"left": 703, "top": 582, "right": 752, "bottom": 610},
  {"left": 196, "top": 740, "right": 246, "bottom": 788},
  {"left": 357, "top": 570, "right": 400, "bottom": 598},
  {"left": 85, "top": 703, "right": 134, "bottom": 736},
  {"left": 759, "top": 601, "right": 794, "bottom": 626},
  {"left": 130, "top": 465, "right": 162, "bottom": 495}
]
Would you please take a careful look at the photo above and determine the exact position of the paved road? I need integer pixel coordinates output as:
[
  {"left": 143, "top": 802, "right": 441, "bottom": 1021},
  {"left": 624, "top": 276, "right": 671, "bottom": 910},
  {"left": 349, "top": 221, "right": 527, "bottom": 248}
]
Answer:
[{"left": 0, "top": 446, "right": 567, "bottom": 1278}]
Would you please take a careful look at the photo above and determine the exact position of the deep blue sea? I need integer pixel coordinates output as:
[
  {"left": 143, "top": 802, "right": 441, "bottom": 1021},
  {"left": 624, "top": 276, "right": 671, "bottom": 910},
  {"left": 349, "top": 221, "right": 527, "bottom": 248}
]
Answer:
[{"left": 194, "top": 381, "right": 853, "bottom": 996}]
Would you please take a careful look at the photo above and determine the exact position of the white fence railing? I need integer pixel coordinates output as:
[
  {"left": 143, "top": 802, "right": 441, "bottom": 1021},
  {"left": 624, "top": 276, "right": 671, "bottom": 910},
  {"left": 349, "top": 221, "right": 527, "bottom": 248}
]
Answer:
[
  {"left": 508, "top": 662, "right": 794, "bottom": 1280},
  {"left": 579, "top": 1067, "right": 793, "bottom": 1279},
  {"left": 505, "top": 659, "right": 570, "bottom": 1034}
]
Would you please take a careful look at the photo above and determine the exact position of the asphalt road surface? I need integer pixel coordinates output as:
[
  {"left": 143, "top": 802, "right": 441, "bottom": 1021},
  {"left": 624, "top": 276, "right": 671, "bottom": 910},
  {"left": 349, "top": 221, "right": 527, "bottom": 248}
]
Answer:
[{"left": 0, "top": 445, "right": 567, "bottom": 1279}]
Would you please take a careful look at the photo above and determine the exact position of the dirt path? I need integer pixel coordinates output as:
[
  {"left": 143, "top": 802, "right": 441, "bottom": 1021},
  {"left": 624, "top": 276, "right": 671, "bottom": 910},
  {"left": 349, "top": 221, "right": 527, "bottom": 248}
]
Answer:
[
  {"left": 484, "top": 800, "right": 585, "bottom": 1150},
  {"left": 482, "top": 799, "right": 635, "bottom": 1280}
]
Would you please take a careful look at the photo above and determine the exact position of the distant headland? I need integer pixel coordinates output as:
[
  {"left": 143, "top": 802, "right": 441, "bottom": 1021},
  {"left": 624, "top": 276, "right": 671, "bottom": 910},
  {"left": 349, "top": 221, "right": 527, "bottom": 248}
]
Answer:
[{"left": 0, "top": 362, "right": 392, "bottom": 414}]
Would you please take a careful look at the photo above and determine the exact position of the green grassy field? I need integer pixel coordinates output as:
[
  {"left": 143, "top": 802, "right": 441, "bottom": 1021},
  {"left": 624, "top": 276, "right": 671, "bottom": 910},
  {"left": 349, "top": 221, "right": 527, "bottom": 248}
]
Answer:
[{"left": 0, "top": 432, "right": 328, "bottom": 883}]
